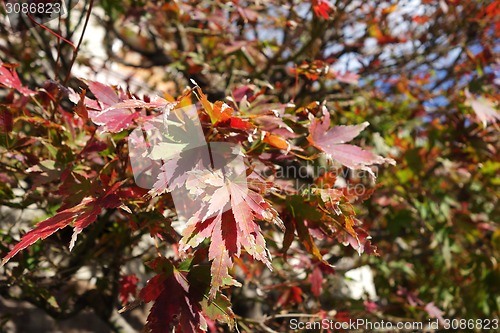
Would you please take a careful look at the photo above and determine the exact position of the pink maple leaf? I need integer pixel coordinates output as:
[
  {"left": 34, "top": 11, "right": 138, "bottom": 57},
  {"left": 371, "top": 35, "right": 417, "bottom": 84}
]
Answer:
[
  {"left": 179, "top": 169, "right": 282, "bottom": 299},
  {"left": 465, "top": 89, "right": 500, "bottom": 127},
  {"left": 307, "top": 109, "right": 395, "bottom": 177}
]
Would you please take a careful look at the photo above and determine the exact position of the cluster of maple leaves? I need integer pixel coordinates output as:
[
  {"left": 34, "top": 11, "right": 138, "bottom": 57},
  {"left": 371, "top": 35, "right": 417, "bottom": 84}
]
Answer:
[{"left": 0, "top": 60, "right": 397, "bottom": 332}]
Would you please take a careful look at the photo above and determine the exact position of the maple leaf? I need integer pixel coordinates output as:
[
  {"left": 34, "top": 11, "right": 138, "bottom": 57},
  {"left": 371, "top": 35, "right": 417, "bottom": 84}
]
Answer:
[
  {"left": 310, "top": 266, "right": 324, "bottom": 297},
  {"left": 381, "top": 4, "right": 398, "bottom": 15},
  {"left": 179, "top": 168, "right": 281, "bottom": 299},
  {"left": 103, "top": 95, "right": 175, "bottom": 112},
  {"left": 132, "top": 89, "right": 282, "bottom": 298},
  {"left": 0, "top": 108, "right": 13, "bottom": 133},
  {"left": 73, "top": 89, "right": 89, "bottom": 121},
  {"left": 67, "top": 81, "right": 136, "bottom": 132},
  {"left": 209, "top": 100, "right": 232, "bottom": 124},
  {"left": 226, "top": 117, "right": 254, "bottom": 130},
  {"left": 368, "top": 24, "right": 402, "bottom": 44},
  {"left": 0, "top": 62, "right": 35, "bottom": 95},
  {"left": 119, "top": 274, "right": 139, "bottom": 305},
  {"left": 140, "top": 265, "right": 207, "bottom": 333},
  {"left": 194, "top": 87, "right": 253, "bottom": 129},
  {"left": 277, "top": 286, "right": 303, "bottom": 307},
  {"left": 253, "top": 109, "right": 299, "bottom": 140},
  {"left": 1, "top": 209, "right": 79, "bottom": 266},
  {"left": 129, "top": 97, "right": 214, "bottom": 193},
  {"left": 336, "top": 224, "right": 378, "bottom": 256},
  {"left": 424, "top": 302, "right": 445, "bottom": 323},
  {"left": 291, "top": 60, "right": 329, "bottom": 81},
  {"left": 465, "top": 89, "right": 500, "bottom": 127},
  {"left": 263, "top": 132, "right": 290, "bottom": 151},
  {"left": 193, "top": 86, "right": 218, "bottom": 124},
  {"left": 413, "top": 15, "right": 430, "bottom": 24},
  {"left": 1, "top": 182, "right": 122, "bottom": 265},
  {"left": 311, "top": 0, "right": 335, "bottom": 19},
  {"left": 285, "top": 196, "right": 331, "bottom": 264},
  {"left": 70, "top": 81, "right": 172, "bottom": 133},
  {"left": 201, "top": 293, "right": 235, "bottom": 330},
  {"left": 236, "top": 6, "right": 258, "bottom": 24},
  {"left": 329, "top": 70, "right": 360, "bottom": 85},
  {"left": 307, "top": 109, "right": 395, "bottom": 177}
]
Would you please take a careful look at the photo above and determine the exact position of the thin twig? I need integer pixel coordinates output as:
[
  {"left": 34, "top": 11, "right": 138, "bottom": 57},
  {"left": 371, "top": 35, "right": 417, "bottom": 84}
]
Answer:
[{"left": 63, "top": 0, "right": 95, "bottom": 85}]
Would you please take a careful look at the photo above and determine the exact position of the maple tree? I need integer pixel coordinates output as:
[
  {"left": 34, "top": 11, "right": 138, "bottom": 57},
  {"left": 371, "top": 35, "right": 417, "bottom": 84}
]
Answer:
[{"left": 0, "top": 0, "right": 499, "bottom": 332}]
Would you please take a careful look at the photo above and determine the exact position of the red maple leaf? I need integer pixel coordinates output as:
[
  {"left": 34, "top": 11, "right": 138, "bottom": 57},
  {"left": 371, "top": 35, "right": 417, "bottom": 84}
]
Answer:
[
  {"left": 119, "top": 274, "right": 139, "bottom": 305},
  {"left": 1, "top": 181, "right": 123, "bottom": 265},
  {"left": 0, "top": 62, "right": 35, "bottom": 95},
  {"left": 312, "top": 0, "right": 335, "bottom": 19},
  {"left": 0, "top": 108, "right": 13, "bottom": 133},
  {"left": 309, "top": 266, "right": 324, "bottom": 297},
  {"left": 413, "top": 15, "right": 430, "bottom": 24},
  {"left": 140, "top": 267, "right": 207, "bottom": 333},
  {"left": 277, "top": 286, "right": 303, "bottom": 307},
  {"left": 195, "top": 88, "right": 253, "bottom": 130},
  {"left": 335, "top": 223, "right": 379, "bottom": 255},
  {"left": 307, "top": 109, "right": 395, "bottom": 177}
]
